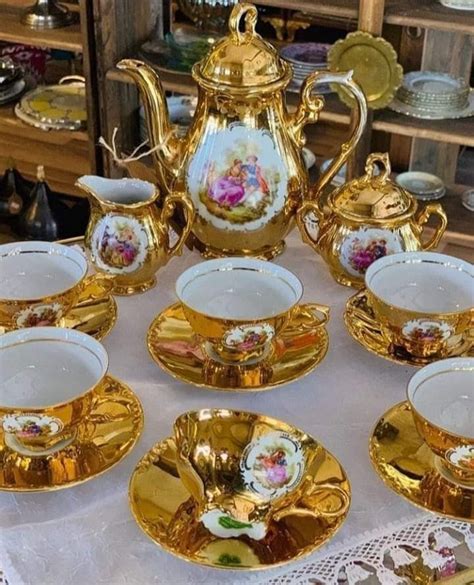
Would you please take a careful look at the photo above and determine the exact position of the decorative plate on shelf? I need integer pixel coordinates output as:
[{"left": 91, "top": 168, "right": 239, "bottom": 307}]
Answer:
[
  {"left": 328, "top": 31, "right": 403, "bottom": 110},
  {"left": 15, "top": 77, "right": 86, "bottom": 131}
]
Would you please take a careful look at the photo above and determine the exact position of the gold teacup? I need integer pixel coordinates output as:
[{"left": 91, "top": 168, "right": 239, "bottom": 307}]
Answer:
[
  {"left": 365, "top": 252, "right": 473, "bottom": 358},
  {"left": 175, "top": 258, "right": 329, "bottom": 364},
  {"left": 0, "top": 241, "right": 111, "bottom": 330},
  {"left": 0, "top": 326, "right": 108, "bottom": 455},
  {"left": 407, "top": 357, "right": 474, "bottom": 484},
  {"left": 174, "top": 409, "right": 350, "bottom": 540}
]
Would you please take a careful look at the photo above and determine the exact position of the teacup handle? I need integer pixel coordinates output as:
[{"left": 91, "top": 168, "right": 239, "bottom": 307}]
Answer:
[
  {"left": 296, "top": 200, "right": 325, "bottom": 252},
  {"left": 273, "top": 483, "right": 349, "bottom": 522},
  {"left": 296, "top": 303, "right": 330, "bottom": 329},
  {"left": 77, "top": 273, "right": 114, "bottom": 304},
  {"left": 415, "top": 203, "right": 448, "bottom": 251},
  {"left": 162, "top": 193, "right": 195, "bottom": 258}
]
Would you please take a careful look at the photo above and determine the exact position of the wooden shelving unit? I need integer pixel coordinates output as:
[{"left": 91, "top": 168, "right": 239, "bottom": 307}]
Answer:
[
  {"left": 0, "top": 0, "right": 101, "bottom": 197},
  {"left": 100, "top": 0, "right": 473, "bottom": 250}
]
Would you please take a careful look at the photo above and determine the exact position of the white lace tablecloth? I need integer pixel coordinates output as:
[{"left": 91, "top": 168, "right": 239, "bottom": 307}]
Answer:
[{"left": 1, "top": 232, "right": 472, "bottom": 585}]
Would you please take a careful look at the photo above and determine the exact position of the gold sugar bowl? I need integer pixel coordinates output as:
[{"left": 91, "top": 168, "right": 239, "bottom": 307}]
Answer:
[
  {"left": 297, "top": 152, "right": 448, "bottom": 287},
  {"left": 118, "top": 2, "right": 367, "bottom": 260}
]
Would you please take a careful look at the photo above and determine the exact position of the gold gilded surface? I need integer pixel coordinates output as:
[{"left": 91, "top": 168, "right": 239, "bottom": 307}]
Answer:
[
  {"left": 369, "top": 401, "right": 474, "bottom": 522},
  {"left": 0, "top": 376, "right": 143, "bottom": 492},
  {"left": 328, "top": 31, "right": 403, "bottom": 110},
  {"left": 77, "top": 178, "right": 195, "bottom": 296},
  {"left": 297, "top": 152, "right": 447, "bottom": 288},
  {"left": 0, "top": 275, "right": 117, "bottom": 341},
  {"left": 129, "top": 428, "right": 350, "bottom": 570},
  {"left": 116, "top": 3, "right": 367, "bottom": 259},
  {"left": 344, "top": 290, "right": 473, "bottom": 366},
  {"left": 147, "top": 303, "right": 329, "bottom": 391}
]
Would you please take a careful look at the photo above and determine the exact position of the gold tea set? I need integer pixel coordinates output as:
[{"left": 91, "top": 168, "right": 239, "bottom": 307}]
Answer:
[{"left": 0, "top": 2, "right": 473, "bottom": 573}]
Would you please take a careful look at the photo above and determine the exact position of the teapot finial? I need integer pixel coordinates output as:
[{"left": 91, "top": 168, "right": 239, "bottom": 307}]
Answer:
[{"left": 228, "top": 3, "right": 258, "bottom": 43}]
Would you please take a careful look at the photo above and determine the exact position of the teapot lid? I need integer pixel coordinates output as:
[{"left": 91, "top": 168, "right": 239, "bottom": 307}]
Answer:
[
  {"left": 329, "top": 152, "right": 416, "bottom": 222},
  {"left": 193, "top": 3, "right": 291, "bottom": 92}
]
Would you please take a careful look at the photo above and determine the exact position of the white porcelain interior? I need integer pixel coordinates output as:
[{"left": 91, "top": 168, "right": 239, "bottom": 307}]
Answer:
[
  {"left": 365, "top": 252, "right": 474, "bottom": 313},
  {"left": 407, "top": 357, "right": 474, "bottom": 438},
  {"left": 0, "top": 327, "right": 108, "bottom": 408},
  {"left": 176, "top": 258, "right": 303, "bottom": 320},
  {"left": 77, "top": 175, "right": 156, "bottom": 205},
  {"left": 0, "top": 241, "right": 87, "bottom": 300}
]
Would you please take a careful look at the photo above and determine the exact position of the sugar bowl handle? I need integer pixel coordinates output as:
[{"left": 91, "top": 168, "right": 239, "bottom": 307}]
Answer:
[
  {"left": 273, "top": 483, "right": 350, "bottom": 522},
  {"left": 229, "top": 3, "right": 258, "bottom": 43},
  {"left": 161, "top": 193, "right": 195, "bottom": 257},
  {"left": 416, "top": 203, "right": 448, "bottom": 251}
]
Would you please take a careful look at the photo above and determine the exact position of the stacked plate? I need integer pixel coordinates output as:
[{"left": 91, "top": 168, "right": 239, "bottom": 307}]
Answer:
[
  {"left": 389, "top": 71, "right": 474, "bottom": 120},
  {"left": 280, "top": 43, "right": 331, "bottom": 94},
  {"left": 14, "top": 76, "right": 86, "bottom": 131},
  {"left": 0, "top": 58, "right": 26, "bottom": 105},
  {"left": 396, "top": 171, "right": 446, "bottom": 201}
]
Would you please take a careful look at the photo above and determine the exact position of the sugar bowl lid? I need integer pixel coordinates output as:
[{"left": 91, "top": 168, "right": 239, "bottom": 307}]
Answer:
[
  {"left": 329, "top": 152, "right": 416, "bottom": 222},
  {"left": 193, "top": 3, "right": 291, "bottom": 92}
]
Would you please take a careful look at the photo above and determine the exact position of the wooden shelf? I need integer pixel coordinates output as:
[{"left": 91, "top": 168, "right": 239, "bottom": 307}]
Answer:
[
  {"left": 0, "top": 4, "right": 82, "bottom": 53},
  {"left": 256, "top": 0, "right": 474, "bottom": 35},
  {"left": 108, "top": 67, "right": 474, "bottom": 148},
  {"left": 0, "top": 104, "right": 88, "bottom": 142}
]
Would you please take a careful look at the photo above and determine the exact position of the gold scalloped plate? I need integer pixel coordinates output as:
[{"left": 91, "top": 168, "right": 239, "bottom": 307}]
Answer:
[
  {"left": 0, "top": 376, "right": 143, "bottom": 492},
  {"left": 369, "top": 401, "right": 474, "bottom": 522},
  {"left": 0, "top": 275, "right": 117, "bottom": 341},
  {"left": 328, "top": 31, "right": 403, "bottom": 110},
  {"left": 129, "top": 436, "right": 350, "bottom": 570},
  {"left": 344, "top": 290, "right": 473, "bottom": 367},
  {"left": 146, "top": 303, "right": 329, "bottom": 392}
]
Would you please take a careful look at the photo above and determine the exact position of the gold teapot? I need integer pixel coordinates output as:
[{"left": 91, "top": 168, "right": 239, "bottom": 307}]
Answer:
[
  {"left": 297, "top": 152, "right": 448, "bottom": 287},
  {"left": 117, "top": 3, "right": 367, "bottom": 259},
  {"left": 76, "top": 176, "right": 194, "bottom": 295}
]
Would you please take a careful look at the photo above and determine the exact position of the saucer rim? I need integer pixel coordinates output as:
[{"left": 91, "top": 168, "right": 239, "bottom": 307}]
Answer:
[
  {"left": 129, "top": 435, "right": 351, "bottom": 571},
  {"left": 146, "top": 302, "right": 329, "bottom": 392},
  {"left": 369, "top": 400, "right": 474, "bottom": 522},
  {"left": 0, "top": 375, "right": 143, "bottom": 492}
]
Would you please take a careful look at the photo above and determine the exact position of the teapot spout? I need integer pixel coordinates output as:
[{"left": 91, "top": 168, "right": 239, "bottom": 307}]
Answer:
[{"left": 116, "top": 59, "right": 182, "bottom": 193}]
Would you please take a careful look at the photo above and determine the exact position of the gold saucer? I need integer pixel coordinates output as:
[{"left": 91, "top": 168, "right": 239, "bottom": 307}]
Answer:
[
  {"left": 369, "top": 401, "right": 474, "bottom": 522},
  {"left": 344, "top": 290, "right": 472, "bottom": 367},
  {"left": 0, "top": 276, "right": 117, "bottom": 340},
  {"left": 0, "top": 375, "right": 143, "bottom": 492},
  {"left": 146, "top": 303, "right": 329, "bottom": 391},
  {"left": 129, "top": 436, "right": 350, "bottom": 570}
]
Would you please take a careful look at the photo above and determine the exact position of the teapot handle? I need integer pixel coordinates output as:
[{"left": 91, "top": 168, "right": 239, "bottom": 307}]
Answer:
[
  {"left": 161, "top": 193, "right": 195, "bottom": 258},
  {"left": 415, "top": 203, "right": 448, "bottom": 251},
  {"left": 292, "top": 70, "right": 367, "bottom": 197}
]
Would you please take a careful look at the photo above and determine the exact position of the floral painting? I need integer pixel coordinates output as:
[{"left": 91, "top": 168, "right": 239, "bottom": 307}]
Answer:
[
  {"left": 2, "top": 414, "right": 62, "bottom": 438},
  {"left": 223, "top": 323, "right": 274, "bottom": 352},
  {"left": 15, "top": 302, "right": 62, "bottom": 328},
  {"left": 402, "top": 319, "right": 453, "bottom": 344},
  {"left": 240, "top": 431, "right": 304, "bottom": 499},
  {"left": 92, "top": 214, "right": 148, "bottom": 275},
  {"left": 340, "top": 228, "right": 402, "bottom": 277},
  {"left": 187, "top": 124, "right": 288, "bottom": 232}
]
